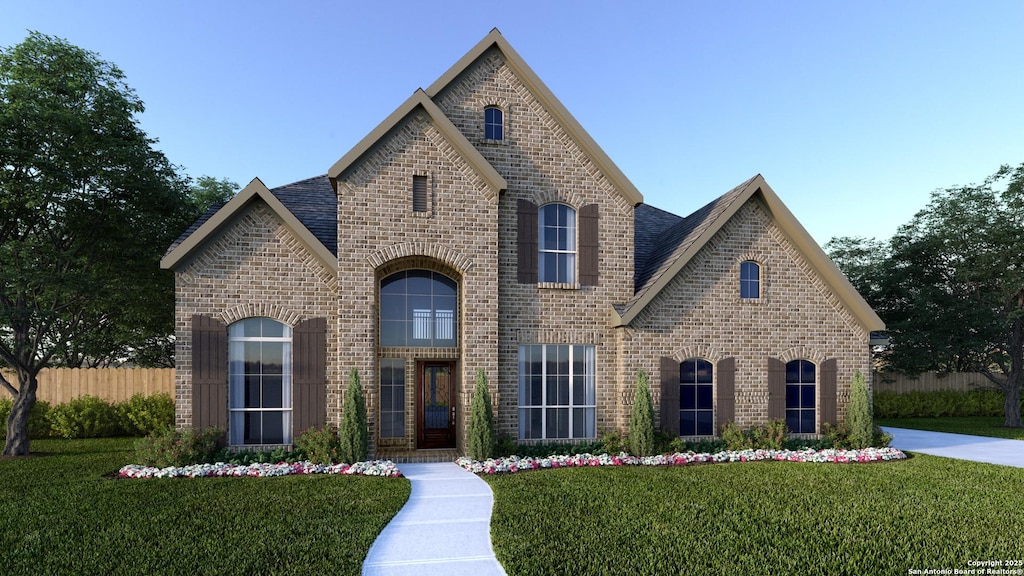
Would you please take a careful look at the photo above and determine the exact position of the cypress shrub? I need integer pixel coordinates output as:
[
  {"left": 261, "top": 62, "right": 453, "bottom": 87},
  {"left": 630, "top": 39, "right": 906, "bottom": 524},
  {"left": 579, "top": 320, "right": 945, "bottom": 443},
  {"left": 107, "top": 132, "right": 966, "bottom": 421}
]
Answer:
[
  {"left": 467, "top": 369, "right": 495, "bottom": 461},
  {"left": 629, "top": 370, "right": 655, "bottom": 456},
  {"left": 339, "top": 368, "right": 368, "bottom": 463},
  {"left": 848, "top": 370, "right": 873, "bottom": 449}
]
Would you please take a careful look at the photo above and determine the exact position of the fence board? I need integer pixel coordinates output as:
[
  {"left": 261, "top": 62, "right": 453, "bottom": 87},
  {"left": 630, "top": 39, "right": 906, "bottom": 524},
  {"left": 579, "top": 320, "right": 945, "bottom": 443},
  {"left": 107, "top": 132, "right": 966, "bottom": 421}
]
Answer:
[
  {"left": 873, "top": 371, "right": 997, "bottom": 393},
  {"left": 0, "top": 368, "right": 174, "bottom": 404}
]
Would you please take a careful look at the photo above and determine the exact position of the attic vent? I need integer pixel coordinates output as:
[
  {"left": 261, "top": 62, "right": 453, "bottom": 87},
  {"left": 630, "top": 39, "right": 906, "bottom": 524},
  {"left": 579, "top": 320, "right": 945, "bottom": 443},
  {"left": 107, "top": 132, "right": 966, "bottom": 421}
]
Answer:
[{"left": 412, "top": 175, "right": 427, "bottom": 213}]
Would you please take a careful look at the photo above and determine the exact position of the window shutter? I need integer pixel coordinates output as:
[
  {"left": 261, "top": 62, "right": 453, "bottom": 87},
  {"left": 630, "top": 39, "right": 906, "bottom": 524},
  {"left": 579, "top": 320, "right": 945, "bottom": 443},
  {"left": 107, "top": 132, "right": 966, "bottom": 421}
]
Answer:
[
  {"left": 767, "top": 358, "right": 786, "bottom": 420},
  {"left": 293, "top": 317, "right": 327, "bottom": 435},
  {"left": 820, "top": 358, "right": 838, "bottom": 428},
  {"left": 659, "top": 357, "right": 680, "bottom": 435},
  {"left": 579, "top": 203, "right": 599, "bottom": 286},
  {"left": 192, "top": 315, "right": 227, "bottom": 431},
  {"left": 517, "top": 199, "right": 538, "bottom": 283},
  {"left": 716, "top": 357, "right": 736, "bottom": 431},
  {"left": 412, "top": 175, "right": 427, "bottom": 212}
]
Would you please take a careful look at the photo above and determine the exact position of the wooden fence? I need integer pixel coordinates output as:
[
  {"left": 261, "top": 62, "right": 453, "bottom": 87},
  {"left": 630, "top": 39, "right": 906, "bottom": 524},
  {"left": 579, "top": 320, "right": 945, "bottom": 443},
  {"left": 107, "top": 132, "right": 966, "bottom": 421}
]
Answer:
[
  {"left": 0, "top": 368, "right": 174, "bottom": 405},
  {"left": 872, "top": 371, "right": 997, "bottom": 394}
]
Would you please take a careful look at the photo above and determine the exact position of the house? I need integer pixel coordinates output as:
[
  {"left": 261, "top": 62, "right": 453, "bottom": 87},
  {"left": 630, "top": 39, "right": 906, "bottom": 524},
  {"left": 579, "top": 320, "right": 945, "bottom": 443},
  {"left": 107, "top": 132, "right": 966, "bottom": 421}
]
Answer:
[{"left": 161, "top": 29, "right": 883, "bottom": 458}]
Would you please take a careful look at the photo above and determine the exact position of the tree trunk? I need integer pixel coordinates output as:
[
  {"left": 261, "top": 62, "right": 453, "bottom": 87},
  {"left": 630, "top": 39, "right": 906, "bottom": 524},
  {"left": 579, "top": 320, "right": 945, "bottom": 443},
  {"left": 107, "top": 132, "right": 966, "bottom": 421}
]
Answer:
[
  {"left": 1005, "top": 314, "right": 1024, "bottom": 429},
  {"left": 2, "top": 374, "right": 37, "bottom": 456},
  {"left": 1005, "top": 383, "right": 1023, "bottom": 429}
]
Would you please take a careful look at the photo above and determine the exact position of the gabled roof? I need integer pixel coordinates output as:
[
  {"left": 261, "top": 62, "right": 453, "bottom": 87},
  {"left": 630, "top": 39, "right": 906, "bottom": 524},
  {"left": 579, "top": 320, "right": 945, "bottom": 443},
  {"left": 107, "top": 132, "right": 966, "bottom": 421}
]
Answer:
[
  {"left": 424, "top": 28, "right": 643, "bottom": 207},
  {"left": 617, "top": 174, "right": 885, "bottom": 332},
  {"left": 161, "top": 176, "right": 338, "bottom": 272},
  {"left": 327, "top": 89, "right": 507, "bottom": 195}
]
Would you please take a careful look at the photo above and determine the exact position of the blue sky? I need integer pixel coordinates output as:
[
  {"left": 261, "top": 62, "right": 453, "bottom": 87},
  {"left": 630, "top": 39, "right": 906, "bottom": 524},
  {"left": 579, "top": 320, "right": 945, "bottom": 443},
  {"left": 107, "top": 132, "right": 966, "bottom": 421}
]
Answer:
[{"left": 4, "top": 1, "right": 1023, "bottom": 245}]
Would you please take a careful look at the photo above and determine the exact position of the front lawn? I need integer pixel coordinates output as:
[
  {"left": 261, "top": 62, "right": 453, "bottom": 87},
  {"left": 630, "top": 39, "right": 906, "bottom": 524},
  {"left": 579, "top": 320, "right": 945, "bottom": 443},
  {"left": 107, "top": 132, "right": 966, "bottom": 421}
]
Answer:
[
  {"left": 0, "top": 438, "right": 410, "bottom": 576},
  {"left": 877, "top": 416, "right": 1024, "bottom": 440},
  {"left": 484, "top": 456, "right": 1024, "bottom": 575}
]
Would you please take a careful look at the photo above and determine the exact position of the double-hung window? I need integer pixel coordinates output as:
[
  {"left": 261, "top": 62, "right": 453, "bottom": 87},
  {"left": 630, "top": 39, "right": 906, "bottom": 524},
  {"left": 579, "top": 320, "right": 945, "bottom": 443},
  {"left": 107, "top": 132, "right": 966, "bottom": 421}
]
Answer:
[
  {"left": 539, "top": 203, "right": 576, "bottom": 284},
  {"left": 518, "top": 344, "right": 596, "bottom": 439},
  {"left": 228, "top": 318, "right": 292, "bottom": 445}
]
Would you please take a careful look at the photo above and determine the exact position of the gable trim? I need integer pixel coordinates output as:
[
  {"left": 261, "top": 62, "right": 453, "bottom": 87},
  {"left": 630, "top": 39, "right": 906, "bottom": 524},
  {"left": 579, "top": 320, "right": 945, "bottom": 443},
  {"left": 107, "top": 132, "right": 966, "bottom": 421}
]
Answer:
[
  {"left": 424, "top": 28, "right": 643, "bottom": 208},
  {"left": 613, "top": 174, "right": 884, "bottom": 333},
  {"left": 161, "top": 178, "right": 338, "bottom": 273},
  {"left": 327, "top": 89, "right": 507, "bottom": 197}
]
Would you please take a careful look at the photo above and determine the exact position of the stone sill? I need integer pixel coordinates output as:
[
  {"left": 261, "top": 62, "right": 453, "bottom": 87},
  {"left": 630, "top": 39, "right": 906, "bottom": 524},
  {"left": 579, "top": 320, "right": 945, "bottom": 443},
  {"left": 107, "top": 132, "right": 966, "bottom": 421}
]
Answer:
[{"left": 537, "top": 281, "right": 580, "bottom": 290}]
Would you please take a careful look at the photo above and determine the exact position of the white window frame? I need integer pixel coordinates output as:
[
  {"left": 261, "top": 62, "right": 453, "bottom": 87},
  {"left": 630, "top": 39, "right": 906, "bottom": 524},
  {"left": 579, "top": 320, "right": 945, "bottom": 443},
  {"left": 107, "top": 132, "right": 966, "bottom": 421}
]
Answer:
[
  {"left": 518, "top": 344, "right": 596, "bottom": 439},
  {"left": 228, "top": 318, "right": 292, "bottom": 446},
  {"left": 538, "top": 203, "right": 577, "bottom": 284}
]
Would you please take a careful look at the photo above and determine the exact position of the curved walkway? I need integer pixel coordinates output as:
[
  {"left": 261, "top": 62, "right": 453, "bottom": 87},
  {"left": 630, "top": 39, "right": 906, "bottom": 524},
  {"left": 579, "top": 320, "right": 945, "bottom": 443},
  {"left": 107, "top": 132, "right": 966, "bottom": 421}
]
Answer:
[
  {"left": 883, "top": 427, "right": 1024, "bottom": 468},
  {"left": 362, "top": 462, "right": 507, "bottom": 576}
]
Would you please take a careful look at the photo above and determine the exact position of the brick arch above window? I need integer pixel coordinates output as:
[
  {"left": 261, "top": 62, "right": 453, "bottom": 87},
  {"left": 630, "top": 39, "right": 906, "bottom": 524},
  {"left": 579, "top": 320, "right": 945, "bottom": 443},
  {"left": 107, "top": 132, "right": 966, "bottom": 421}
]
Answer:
[
  {"left": 777, "top": 346, "right": 828, "bottom": 365},
  {"left": 220, "top": 303, "right": 304, "bottom": 327},
  {"left": 529, "top": 189, "right": 586, "bottom": 210},
  {"left": 366, "top": 242, "right": 475, "bottom": 276},
  {"left": 665, "top": 346, "right": 730, "bottom": 365}
]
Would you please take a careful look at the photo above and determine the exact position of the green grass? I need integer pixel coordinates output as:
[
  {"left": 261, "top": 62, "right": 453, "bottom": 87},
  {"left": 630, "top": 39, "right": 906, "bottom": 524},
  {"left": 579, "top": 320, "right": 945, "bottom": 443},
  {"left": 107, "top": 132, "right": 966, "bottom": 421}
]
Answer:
[
  {"left": 0, "top": 438, "right": 410, "bottom": 575},
  {"left": 484, "top": 457, "right": 1024, "bottom": 575},
  {"left": 877, "top": 416, "right": 1024, "bottom": 440}
]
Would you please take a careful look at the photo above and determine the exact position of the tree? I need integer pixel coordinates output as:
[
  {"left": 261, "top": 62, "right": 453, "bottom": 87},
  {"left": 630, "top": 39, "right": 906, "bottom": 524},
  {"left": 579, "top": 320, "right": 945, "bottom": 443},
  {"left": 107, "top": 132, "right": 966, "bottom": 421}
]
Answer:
[
  {"left": 467, "top": 368, "right": 495, "bottom": 461},
  {"left": 0, "top": 32, "right": 195, "bottom": 454},
  {"left": 189, "top": 175, "right": 237, "bottom": 216},
  {"left": 339, "top": 368, "right": 368, "bottom": 463},
  {"left": 629, "top": 370, "right": 655, "bottom": 456}
]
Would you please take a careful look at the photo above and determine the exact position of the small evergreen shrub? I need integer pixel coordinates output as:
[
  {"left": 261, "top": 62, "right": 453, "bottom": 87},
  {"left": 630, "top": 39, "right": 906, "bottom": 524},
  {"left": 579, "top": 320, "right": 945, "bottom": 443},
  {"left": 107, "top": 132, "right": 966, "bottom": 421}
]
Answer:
[
  {"left": 873, "top": 388, "right": 1009, "bottom": 419},
  {"left": 47, "top": 395, "right": 122, "bottom": 438},
  {"left": 294, "top": 425, "right": 343, "bottom": 464},
  {"left": 339, "top": 368, "right": 368, "bottom": 464},
  {"left": 721, "top": 420, "right": 751, "bottom": 451},
  {"left": 467, "top": 369, "right": 496, "bottom": 460},
  {"left": 847, "top": 371, "right": 873, "bottom": 449},
  {"left": 628, "top": 370, "right": 655, "bottom": 456},
  {"left": 599, "top": 428, "right": 629, "bottom": 455},
  {"left": 212, "top": 445, "right": 298, "bottom": 465},
  {"left": 117, "top": 393, "right": 175, "bottom": 436},
  {"left": 134, "top": 426, "right": 224, "bottom": 467},
  {"left": 0, "top": 398, "right": 52, "bottom": 439},
  {"left": 752, "top": 419, "right": 789, "bottom": 450}
]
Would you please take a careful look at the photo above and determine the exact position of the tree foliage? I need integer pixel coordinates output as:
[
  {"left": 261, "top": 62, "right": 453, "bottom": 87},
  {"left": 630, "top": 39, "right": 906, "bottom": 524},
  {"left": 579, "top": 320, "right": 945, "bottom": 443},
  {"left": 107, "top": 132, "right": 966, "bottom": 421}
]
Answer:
[
  {"left": 0, "top": 32, "right": 196, "bottom": 453},
  {"left": 467, "top": 368, "right": 495, "bottom": 461},
  {"left": 629, "top": 370, "right": 655, "bottom": 456},
  {"left": 339, "top": 368, "right": 368, "bottom": 463}
]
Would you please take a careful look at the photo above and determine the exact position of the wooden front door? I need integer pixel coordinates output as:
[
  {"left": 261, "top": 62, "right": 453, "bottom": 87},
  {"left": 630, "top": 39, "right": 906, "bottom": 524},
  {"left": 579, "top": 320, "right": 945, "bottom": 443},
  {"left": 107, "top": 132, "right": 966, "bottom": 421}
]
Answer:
[{"left": 417, "top": 361, "right": 456, "bottom": 449}]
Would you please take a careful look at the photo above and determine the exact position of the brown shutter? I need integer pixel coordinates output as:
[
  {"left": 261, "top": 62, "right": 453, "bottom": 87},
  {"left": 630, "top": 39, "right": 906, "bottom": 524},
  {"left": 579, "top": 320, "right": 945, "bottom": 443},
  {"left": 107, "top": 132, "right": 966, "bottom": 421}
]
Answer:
[
  {"left": 293, "top": 317, "right": 327, "bottom": 435},
  {"left": 192, "top": 315, "right": 227, "bottom": 431},
  {"left": 517, "top": 199, "right": 538, "bottom": 283},
  {"left": 579, "top": 203, "right": 599, "bottom": 286},
  {"left": 716, "top": 357, "right": 736, "bottom": 431},
  {"left": 820, "top": 358, "right": 838, "bottom": 429},
  {"left": 767, "top": 357, "right": 786, "bottom": 420},
  {"left": 659, "top": 357, "right": 680, "bottom": 435}
]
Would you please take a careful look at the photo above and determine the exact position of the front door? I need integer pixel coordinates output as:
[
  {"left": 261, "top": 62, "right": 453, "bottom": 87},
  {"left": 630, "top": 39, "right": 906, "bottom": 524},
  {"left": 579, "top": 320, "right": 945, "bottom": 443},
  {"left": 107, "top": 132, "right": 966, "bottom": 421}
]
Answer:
[{"left": 417, "top": 361, "right": 455, "bottom": 449}]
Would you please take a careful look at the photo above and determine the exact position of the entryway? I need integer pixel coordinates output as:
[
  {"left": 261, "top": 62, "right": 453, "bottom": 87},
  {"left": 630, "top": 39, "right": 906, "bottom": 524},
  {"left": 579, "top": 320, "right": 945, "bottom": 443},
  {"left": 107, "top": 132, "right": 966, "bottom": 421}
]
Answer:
[{"left": 417, "top": 361, "right": 456, "bottom": 449}]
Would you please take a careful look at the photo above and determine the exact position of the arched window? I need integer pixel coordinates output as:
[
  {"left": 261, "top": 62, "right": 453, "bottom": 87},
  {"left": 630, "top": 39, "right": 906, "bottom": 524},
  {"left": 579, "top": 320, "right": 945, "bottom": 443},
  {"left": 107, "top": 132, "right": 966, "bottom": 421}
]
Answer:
[
  {"left": 380, "top": 270, "right": 458, "bottom": 347},
  {"left": 228, "top": 318, "right": 292, "bottom": 445},
  {"left": 785, "top": 359, "right": 816, "bottom": 433},
  {"left": 680, "top": 358, "right": 714, "bottom": 436},
  {"left": 484, "top": 106, "right": 503, "bottom": 140},
  {"left": 740, "top": 261, "right": 760, "bottom": 299},
  {"left": 539, "top": 203, "right": 576, "bottom": 283}
]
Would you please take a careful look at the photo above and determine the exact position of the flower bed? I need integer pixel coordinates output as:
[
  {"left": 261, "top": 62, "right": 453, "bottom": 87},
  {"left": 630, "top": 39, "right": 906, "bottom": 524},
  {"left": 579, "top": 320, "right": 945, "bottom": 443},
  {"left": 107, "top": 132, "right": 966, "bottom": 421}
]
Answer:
[
  {"left": 118, "top": 459, "right": 402, "bottom": 479},
  {"left": 457, "top": 447, "right": 907, "bottom": 474}
]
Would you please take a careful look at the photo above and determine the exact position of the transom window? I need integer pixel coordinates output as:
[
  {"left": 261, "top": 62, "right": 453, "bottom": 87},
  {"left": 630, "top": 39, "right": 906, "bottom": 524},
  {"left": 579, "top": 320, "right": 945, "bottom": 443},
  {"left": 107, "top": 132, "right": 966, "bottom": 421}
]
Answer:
[
  {"left": 484, "top": 106, "right": 504, "bottom": 140},
  {"left": 539, "top": 203, "right": 576, "bottom": 284},
  {"left": 680, "top": 358, "right": 714, "bottom": 436},
  {"left": 785, "top": 359, "right": 816, "bottom": 433},
  {"left": 518, "top": 344, "right": 596, "bottom": 439},
  {"left": 740, "top": 261, "right": 760, "bottom": 299},
  {"left": 228, "top": 318, "right": 292, "bottom": 445},
  {"left": 380, "top": 270, "right": 457, "bottom": 347}
]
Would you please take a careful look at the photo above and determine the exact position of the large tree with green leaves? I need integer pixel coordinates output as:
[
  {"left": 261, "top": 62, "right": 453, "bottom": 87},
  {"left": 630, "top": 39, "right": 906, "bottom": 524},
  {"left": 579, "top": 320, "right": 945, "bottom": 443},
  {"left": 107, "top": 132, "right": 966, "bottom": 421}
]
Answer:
[
  {"left": 0, "top": 32, "right": 196, "bottom": 454},
  {"left": 828, "top": 163, "right": 1024, "bottom": 428}
]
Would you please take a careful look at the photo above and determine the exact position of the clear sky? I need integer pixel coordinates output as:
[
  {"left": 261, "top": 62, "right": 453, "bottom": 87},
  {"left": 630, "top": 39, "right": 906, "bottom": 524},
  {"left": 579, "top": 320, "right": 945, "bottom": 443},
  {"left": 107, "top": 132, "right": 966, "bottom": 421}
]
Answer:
[{"left": 3, "top": 1, "right": 1023, "bottom": 245}]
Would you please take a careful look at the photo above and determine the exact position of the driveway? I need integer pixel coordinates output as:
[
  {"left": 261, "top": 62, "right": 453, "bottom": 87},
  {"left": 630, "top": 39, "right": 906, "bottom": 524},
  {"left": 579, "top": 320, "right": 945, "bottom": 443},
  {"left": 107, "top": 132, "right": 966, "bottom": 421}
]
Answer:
[{"left": 883, "top": 427, "right": 1024, "bottom": 468}]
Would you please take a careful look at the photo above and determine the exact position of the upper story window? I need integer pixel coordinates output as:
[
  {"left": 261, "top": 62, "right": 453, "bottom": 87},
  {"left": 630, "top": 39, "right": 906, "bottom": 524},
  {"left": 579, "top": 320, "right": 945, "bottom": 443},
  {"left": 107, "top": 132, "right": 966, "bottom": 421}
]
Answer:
[
  {"left": 539, "top": 203, "right": 576, "bottom": 284},
  {"left": 412, "top": 175, "right": 428, "bottom": 213},
  {"left": 484, "top": 106, "right": 504, "bottom": 140},
  {"left": 740, "top": 261, "right": 760, "bottom": 299},
  {"left": 380, "top": 270, "right": 457, "bottom": 347},
  {"left": 228, "top": 318, "right": 292, "bottom": 446}
]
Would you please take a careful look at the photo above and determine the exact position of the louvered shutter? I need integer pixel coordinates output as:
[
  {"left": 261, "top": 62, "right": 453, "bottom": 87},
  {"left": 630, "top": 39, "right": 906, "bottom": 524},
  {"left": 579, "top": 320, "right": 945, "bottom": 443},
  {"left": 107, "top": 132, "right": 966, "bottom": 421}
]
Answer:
[
  {"left": 659, "top": 357, "right": 680, "bottom": 435},
  {"left": 579, "top": 204, "right": 599, "bottom": 286},
  {"left": 517, "top": 199, "right": 538, "bottom": 283},
  {"left": 192, "top": 315, "right": 227, "bottom": 430},
  {"left": 293, "top": 317, "right": 327, "bottom": 434}
]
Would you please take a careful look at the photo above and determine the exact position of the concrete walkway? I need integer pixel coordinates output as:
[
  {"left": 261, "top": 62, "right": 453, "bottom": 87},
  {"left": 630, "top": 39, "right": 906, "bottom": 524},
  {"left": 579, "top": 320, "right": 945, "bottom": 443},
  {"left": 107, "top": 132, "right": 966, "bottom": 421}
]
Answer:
[
  {"left": 883, "top": 427, "right": 1024, "bottom": 468},
  {"left": 362, "top": 463, "right": 507, "bottom": 576}
]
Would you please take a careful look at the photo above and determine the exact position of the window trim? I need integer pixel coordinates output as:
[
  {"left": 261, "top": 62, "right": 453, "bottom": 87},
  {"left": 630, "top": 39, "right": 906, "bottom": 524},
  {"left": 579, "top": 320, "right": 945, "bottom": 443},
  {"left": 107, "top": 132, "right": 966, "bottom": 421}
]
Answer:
[
  {"left": 517, "top": 344, "right": 596, "bottom": 440},
  {"left": 379, "top": 358, "right": 406, "bottom": 439},
  {"left": 228, "top": 318, "right": 293, "bottom": 446},
  {"left": 740, "top": 260, "right": 760, "bottom": 299},
  {"left": 484, "top": 106, "right": 504, "bottom": 141},
  {"left": 538, "top": 203, "right": 577, "bottom": 284}
]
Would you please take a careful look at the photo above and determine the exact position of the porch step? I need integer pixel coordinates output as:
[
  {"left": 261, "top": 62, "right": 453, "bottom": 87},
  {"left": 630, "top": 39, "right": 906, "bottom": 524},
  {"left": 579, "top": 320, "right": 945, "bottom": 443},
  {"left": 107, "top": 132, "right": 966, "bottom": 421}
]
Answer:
[{"left": 377, "top": 449, "right": 463, "bottom": 464}]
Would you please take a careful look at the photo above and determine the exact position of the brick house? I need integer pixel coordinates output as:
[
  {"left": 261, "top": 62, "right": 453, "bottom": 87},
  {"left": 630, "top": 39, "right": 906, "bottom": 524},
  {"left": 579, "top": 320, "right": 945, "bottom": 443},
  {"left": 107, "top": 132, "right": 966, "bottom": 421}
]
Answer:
[{"left": 161, "top": 29, "right": 883, "bottom": 458}]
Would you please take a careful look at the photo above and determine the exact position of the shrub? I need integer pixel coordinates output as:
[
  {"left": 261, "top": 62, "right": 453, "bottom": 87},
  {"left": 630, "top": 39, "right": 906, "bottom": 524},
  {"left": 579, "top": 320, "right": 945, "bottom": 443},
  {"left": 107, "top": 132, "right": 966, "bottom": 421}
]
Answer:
[
  {"left": 134, "top": 426, "right": 224, "bottom": 467},
  {"left": 117, "top": 393, "right": 175, "bottom": 436},
  {"left": 294, "top": 425, "right": 343, "bottom": 464},
  {"left": 599, "top": 428, "right": 629, "bottom": 455},
  {"left": 752, "top": 419, "right": 789, "bottom": 450},
  {"left": 847, "top": 371, "right": 873, "bottom": 449},
  {"left": 339, "top": 368, "right": 368, "bottom": 464},
  {"left": 873, "top": 388, "right": 1010, "bottom": 419},
  {"left": 0, "top": 397, "right": 51, "bottom": 438},
  {"left": 47, "top": 395, "right": 122, "bottom": 438},
  {"left": 467, "top": 369, "right": 496, "bottom": 461},
  {"left": 721, "top": 420, "right": 750, "bottom": 451},
  {"left": 629, "top": 370, "right": 655, "bottom": 456}
]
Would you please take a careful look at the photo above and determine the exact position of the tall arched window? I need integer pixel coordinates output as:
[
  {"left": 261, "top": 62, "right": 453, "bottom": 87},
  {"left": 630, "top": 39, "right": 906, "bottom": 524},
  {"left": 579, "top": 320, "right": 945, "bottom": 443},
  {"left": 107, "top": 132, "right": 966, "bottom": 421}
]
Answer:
[
  {"left": 228, "top": 318, "right": 292, "bottom": 445},
  {"left": 785, "top": 359, "right": 816, "bottom": 433},
  {"left": 484, "top": 106, "right": 504, "bottom": 140},
  {"left": 380, "top": 270, "right": 458, "bottom": 347},
  {"left": 680, "top": 358, "right": 714, "bottom": 436},
  {"left": 539, "top": 203, "right": 576, "bottom": 284},
  {"left": 740, "top": 261, "right": 760, "bottom": 299}
]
